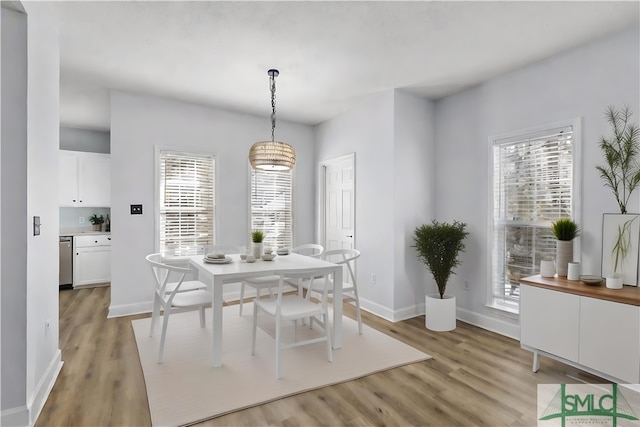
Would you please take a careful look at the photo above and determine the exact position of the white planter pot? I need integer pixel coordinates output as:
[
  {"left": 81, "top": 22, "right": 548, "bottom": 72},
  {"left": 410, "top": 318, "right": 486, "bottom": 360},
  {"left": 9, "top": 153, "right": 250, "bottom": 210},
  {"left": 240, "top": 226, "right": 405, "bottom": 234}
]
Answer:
[
  {"left": 555, "top": 240, "right": 573, "bottom": 277},
  {"left": 606, "top": 275, "right": 623, "bottom": 289},
  {"left": 425, "top": 294, "right": 456, "bottom": 332},
  {"left": 252, "top": 242, "right": 263, "bottom": 259}
]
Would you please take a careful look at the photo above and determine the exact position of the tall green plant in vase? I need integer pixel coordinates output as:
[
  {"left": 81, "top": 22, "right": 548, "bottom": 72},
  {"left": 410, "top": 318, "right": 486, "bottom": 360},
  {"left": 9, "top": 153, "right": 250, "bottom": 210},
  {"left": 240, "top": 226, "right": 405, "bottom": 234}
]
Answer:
[
  {"left": 596, "top": 106, "right": 640, "bottom": 288},
  {"left": 412, "top": 220, "right": 469, "bottom": 332}
]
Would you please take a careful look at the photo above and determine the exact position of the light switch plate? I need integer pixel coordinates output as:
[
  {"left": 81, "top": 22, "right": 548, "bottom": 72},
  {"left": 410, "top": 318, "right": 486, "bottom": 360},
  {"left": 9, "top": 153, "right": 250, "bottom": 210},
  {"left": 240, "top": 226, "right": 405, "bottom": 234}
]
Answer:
[
  {"left": 130, "top": 204, "right": 143, "bottom": 215},
  {"left": 33, "top": 216, "right": 41, "bottom": 236}
]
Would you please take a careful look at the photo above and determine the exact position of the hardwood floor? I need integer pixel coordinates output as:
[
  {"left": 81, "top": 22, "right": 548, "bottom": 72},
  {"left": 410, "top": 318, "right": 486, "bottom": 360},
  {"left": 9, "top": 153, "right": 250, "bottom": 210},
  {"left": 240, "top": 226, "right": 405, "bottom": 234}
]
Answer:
[{"left": 36, "top": 287, "right": 606, "bottom": 427}]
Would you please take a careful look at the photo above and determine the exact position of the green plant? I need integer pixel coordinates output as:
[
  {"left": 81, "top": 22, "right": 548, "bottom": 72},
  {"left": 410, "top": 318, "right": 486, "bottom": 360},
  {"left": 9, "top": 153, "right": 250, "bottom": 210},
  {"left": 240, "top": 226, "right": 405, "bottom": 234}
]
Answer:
[
  {"left": 412, "top": 220, "right": 469, "bottom": 299},
  {"left": 88, "top": 214, "right": 104, "bottom": 225},
  {"left": 251, "top": 230, "right": 264, "bottom": 243},
  {"left": 596, "top": 105, "right": 640, "bottom": 214},
  {"left": 550, "top": 218, "right": 580, "bottom": 241}
]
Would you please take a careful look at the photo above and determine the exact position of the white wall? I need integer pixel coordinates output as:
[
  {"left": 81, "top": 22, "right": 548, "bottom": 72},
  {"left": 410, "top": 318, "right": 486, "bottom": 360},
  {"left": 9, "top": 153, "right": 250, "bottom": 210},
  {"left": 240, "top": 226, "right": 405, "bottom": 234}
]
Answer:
[
  {"left": 1, "top": 4, "right": 60, "bottom": 425},
  {"left": 434, "top": 26, "right": 640, "bottom": 337},
  {"left": 393, "top": 90, "right": 435, "bottom": 319},
  {"left": 24, "top": 3, "right": 62, "bottom": 423},
  {"left": 315, "top": 91, "right": 398, "bottom": 319},
  {"left": 59, "top": 127, "right": 110, "bottom": 153},
  {"left": 109, "top": 91, "right": 316, "bottom": 316},
  {"left": 1, "top": 8, "right": 28, "bottom": 424}
]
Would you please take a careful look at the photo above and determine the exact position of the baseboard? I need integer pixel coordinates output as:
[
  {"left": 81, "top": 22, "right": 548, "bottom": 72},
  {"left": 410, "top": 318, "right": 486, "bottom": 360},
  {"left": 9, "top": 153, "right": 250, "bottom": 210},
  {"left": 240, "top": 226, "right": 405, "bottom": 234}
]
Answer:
[
  {"left": 108, "top": 301, "right": 153, "bottom": 318},
  {"left": 363, "top": 300, "right": 520, "bottom": 341},
  {"left": 456, "top": 307, "right": 520, "bottom": 340},
  {"left": 1, "top": 406, "right": 29, "bottom": 427},
  {"left": 358, "top": 298, "right": 396, "bottom": 322},
  {"left": 29, "top": 350, "right": 63, "bottom": 426}
]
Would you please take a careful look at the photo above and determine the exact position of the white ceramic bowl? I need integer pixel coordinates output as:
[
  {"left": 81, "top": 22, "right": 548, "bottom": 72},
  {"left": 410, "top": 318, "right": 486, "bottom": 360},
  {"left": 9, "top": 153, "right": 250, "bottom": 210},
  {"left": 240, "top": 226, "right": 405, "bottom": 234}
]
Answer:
[{"left": 261, "top": 253, "right": 276, "bottom": 261}]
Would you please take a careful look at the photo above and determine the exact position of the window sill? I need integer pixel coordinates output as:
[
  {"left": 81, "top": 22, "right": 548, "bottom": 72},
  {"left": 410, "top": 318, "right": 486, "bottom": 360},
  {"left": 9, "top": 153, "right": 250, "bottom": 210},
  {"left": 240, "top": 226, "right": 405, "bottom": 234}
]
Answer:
[{"left": 485, "top": 302, "right": 519, "bottom": 319}]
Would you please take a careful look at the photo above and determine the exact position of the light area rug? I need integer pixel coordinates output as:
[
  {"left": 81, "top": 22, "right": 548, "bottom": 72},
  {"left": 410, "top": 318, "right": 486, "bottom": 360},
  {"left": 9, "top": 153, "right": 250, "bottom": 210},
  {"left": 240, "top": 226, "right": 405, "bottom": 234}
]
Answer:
[{"left": 132, "top": 303, "right": 431, "bottom": 426}]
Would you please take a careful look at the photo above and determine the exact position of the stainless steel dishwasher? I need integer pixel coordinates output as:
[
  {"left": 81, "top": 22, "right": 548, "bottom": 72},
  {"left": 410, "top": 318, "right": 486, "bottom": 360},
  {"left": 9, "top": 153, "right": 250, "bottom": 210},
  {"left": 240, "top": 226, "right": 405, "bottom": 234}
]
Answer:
[{"left": 59, "top": 236, "right": 73, "bottom": 287}]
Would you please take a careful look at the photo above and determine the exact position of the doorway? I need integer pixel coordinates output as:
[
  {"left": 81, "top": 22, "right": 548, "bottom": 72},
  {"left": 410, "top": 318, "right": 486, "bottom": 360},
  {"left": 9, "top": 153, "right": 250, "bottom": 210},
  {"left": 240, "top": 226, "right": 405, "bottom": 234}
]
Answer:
[{"left": 320, "top": 153, "right": 355, "bottom": 251}]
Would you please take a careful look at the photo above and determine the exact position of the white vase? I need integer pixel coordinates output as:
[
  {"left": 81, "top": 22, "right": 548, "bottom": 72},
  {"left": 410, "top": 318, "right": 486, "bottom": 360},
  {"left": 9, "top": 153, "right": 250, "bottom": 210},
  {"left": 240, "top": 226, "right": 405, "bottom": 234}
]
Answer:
[
  {"left": 555, "top": 240, "right": 573, "bottom": 277},
  {"left": 425, "top": 294, "right": 456, "bottom": 332},
  {"left": 252, "top": 242, "right": 263, "bottom": 259},
  {"left": 540, "top": 259, "right": 556, "bottom": 278},
  {"left": 606, "top": 275, "right": 623, "bottom": 289}
]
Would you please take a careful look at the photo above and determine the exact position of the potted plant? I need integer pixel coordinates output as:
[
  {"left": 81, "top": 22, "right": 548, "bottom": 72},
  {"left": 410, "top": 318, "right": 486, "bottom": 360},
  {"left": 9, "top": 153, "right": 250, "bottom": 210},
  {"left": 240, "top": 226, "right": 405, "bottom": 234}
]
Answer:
[
  {"left": 596, "top": 105, "right": 640, "bottom": 288},
  {"left": 89, "top": 214, "right": 104, "bottom": 232},
  {"left": 412, "top": 220, "right": 469, "bottom": 332},
  {"left": 251, "top": 230, "right": 265, "bottom": 259},
  {"left": 550, "top": 218, "right": 579, "bottom": 277}
]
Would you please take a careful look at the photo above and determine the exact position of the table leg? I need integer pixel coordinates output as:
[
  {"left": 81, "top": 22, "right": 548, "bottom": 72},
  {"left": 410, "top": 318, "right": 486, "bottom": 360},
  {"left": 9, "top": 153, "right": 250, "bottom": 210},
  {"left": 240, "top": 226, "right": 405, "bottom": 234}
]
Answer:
[
  {"left": 212, "top": 277, "right": 224, "bottom": 367},
  {"left": 332, "top": 266, "right": 343, "bottom": 349}
]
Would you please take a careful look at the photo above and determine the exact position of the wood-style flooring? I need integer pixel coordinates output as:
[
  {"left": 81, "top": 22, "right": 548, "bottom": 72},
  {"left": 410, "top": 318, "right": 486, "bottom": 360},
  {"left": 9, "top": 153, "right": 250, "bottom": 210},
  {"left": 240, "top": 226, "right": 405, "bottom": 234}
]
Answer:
[{"left": 36, "top": 286, "right": 606, "bottom": 426}]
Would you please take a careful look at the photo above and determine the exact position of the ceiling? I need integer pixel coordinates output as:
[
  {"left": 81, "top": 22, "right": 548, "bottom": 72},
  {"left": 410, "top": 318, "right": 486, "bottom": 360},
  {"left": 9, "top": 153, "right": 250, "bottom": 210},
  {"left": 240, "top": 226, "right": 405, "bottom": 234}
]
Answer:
[{"left": 48, "top": 1, "right": 639, "bottom": 131}]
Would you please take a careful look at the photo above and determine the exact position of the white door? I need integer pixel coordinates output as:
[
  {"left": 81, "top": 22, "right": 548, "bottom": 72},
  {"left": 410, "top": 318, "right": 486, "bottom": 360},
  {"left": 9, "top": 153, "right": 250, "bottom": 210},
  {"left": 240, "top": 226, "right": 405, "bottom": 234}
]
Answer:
[{"left": 322, "top": 154, "right": 355, "bottom": 251}]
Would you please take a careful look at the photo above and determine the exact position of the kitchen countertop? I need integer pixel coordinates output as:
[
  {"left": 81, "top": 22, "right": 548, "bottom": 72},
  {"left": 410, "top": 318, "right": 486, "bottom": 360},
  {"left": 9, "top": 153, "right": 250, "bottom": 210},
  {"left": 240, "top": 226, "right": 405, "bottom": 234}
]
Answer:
[{"left": 60, "top": 229, "right": 111, "bottom": 237}]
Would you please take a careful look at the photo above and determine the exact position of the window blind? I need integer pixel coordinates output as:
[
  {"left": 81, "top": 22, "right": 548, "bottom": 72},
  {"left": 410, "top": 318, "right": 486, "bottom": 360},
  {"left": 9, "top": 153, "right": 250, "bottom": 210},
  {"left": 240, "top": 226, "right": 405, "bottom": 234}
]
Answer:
[
  {"left": 159, "top": 150, "right": 215, "bottom": 256},
  {"left": 491, "top": 126, "right": 574, "bottom": 312},
  {"left": 250, "top": 168, "right": 293, "bottom": 250}
]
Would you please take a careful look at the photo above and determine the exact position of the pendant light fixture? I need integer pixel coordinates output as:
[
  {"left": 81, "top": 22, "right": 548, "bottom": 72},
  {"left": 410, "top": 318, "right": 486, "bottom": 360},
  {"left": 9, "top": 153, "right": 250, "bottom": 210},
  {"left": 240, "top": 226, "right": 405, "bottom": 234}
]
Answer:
[{"left": 248, "top": 69, "right": 296, "bottom": 171}]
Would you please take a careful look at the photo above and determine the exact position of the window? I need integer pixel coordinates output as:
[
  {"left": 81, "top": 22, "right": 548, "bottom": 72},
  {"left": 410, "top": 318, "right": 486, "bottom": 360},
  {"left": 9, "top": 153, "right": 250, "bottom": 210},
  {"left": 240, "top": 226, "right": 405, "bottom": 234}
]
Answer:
[
  {"left": 490, "top": 123, "right": 577, "bottom": 313},
  {"left": 157, "top": 149, "right": 215, "bottom": 256},
  {"left": 249, "top": 168, "right": 293, "bottom": 250}
]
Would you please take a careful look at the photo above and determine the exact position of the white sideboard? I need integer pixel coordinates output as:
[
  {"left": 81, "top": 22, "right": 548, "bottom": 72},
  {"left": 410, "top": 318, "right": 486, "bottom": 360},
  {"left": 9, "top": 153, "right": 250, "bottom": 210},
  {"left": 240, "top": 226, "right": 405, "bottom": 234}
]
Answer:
[{"left": 520, "top": 275, "right": 640, "bottom": 384}]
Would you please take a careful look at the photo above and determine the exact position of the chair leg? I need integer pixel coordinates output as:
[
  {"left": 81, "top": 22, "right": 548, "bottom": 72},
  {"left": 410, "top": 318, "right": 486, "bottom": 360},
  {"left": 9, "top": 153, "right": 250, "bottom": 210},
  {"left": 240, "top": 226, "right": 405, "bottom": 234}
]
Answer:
[
  {"left": 251, "top": 302, "right": 258, "bottom": 355},
  {"left": 158, "top": 310, "right": 171, "bottom": 363},
  {"left": 324, "top": 312, "right": 333, "bottom": 362},
  {"left": 239, "top": 282, "right": 245, "bottom": 316},
  {"left": 275, "top": 316, "right": 281, "bottom": 379},
  {"left": 353, "top": 289, "right": 363, "bottom": 335},
  {"left": 199, "top": 305, "right": 206, "bottom": 328},
  {"left": 149, "top": 295, "right": 161, "bottom": 337}
]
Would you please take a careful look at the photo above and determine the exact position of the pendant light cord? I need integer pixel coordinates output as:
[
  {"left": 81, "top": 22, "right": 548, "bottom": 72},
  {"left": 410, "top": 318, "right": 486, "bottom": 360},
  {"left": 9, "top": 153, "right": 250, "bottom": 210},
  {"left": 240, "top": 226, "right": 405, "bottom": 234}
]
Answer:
[{"left": 269, "top": 69, "right": 278, "bottom": 142}]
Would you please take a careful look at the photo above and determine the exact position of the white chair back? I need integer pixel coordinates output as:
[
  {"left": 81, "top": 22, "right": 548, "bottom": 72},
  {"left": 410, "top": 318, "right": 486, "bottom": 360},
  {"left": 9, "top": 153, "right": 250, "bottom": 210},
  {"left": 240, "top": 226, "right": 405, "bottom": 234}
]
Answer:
[
  {"left": 146, "top": 253, "right": 191, "bottom": 302},
  {"left": 322, "top": 248, "right": 360, "bottom": 286},
  {"left": 292, "top": 244, "right": 324, "bottom": 258}
]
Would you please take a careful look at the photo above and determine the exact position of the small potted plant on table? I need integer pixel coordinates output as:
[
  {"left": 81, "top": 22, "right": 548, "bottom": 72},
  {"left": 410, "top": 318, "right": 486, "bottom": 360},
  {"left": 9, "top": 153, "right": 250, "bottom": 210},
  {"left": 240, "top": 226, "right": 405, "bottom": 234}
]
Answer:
[{"left": 251, "top": 230, "right": 264, "bottom": 259}]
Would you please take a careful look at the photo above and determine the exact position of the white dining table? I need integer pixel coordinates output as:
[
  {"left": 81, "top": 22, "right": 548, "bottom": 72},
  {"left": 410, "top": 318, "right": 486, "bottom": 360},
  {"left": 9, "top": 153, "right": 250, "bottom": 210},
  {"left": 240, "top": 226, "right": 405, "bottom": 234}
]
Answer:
[{"left": 188, "top": 253, "right": 344, "bottom": 367}]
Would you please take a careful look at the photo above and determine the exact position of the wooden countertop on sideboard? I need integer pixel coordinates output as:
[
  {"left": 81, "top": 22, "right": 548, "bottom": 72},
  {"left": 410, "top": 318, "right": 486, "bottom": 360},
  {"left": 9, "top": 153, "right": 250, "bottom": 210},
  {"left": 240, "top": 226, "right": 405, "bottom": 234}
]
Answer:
[{"left": 520, "top": 275, "right": 640, "bottom": 306}]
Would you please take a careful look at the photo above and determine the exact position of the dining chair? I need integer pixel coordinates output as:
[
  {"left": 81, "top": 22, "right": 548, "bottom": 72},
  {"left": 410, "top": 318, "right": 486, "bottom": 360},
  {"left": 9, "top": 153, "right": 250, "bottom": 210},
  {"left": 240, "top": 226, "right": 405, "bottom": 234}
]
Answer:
[
  {"left": 238, "top": 243, "right": 325, "bottom": 315},
  {"left": 251, "top": 269, "right": 333, "bottom": 379},
  {"left": 301, "top": 248, "right": 363, "bottom": 334},
  {"left": 145, "top": 253, "right": 212, "bottom": 363}
]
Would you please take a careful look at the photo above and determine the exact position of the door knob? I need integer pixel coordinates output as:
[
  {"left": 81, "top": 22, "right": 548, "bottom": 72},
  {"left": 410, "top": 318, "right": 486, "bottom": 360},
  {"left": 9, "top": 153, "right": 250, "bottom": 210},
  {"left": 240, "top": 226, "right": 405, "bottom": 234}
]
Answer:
[{"left": 346, "top": 235, "right": 353, "bottom": 238}]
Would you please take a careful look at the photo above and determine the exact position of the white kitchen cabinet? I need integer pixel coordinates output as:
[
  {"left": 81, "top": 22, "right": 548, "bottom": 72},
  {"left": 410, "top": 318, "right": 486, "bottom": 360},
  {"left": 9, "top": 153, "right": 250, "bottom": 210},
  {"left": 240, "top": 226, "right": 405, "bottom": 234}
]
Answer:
[
  {"left": 59, "top": 150, "right": 111, "bottom": 207},
  {"left": 73, "top": 235, "right": 111, "bottom": 288}
]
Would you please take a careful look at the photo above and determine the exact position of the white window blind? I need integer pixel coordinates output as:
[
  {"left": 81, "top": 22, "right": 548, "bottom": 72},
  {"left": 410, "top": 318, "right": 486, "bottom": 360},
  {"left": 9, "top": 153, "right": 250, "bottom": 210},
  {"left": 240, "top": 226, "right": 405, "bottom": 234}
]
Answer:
[
  {"left": 491, "top": 125, "right": 574, "bottom": 313},
  {"left": 159, "top": 150, "right": 215, "bottom": 256},
  {"left": 250, "top": 168, "right": 293, "bottom": 250}
]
